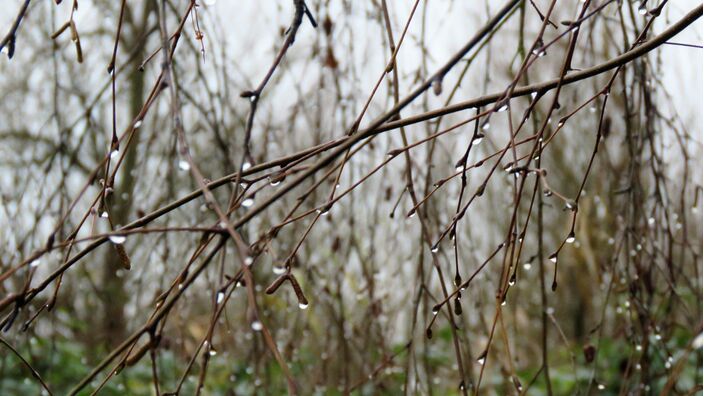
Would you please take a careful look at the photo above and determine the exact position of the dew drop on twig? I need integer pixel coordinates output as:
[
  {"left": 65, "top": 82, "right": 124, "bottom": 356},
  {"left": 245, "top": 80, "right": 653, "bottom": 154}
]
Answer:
[
  {"left": 476, "top": 350, "right": 487, "bottom": 365},
  {"left": 472, "top": 132, "right": 485, "bottom": 145},
  {"left": 272, "top": 265, "right": 286, "bottom": 275},
  {"left": 109, "top": 235, "right": 126, "bottom": 244},
  {"left": 566, "top": 231, "right": 576, "bottom": 244}
]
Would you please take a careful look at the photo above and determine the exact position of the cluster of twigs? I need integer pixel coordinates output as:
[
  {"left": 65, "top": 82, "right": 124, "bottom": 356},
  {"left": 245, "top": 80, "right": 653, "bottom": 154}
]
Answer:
[{"left": 0, "top": 0, "right": 701, "bottom": 394}]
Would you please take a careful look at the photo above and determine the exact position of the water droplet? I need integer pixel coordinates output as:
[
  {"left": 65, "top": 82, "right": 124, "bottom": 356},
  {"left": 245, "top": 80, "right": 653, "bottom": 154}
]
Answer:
[
  {"left": 178, "top": 160, "right": 191, "bottom": 171},
  {"left": 530, "top": 91, "right": 538, "bottom": 99},
  {"left": 242, "top": 198, "right": 254, "bottom": 207},
  {"left": 242, "top": 162, "right": 252, "bottom": 171},
  {"left": 133, "top": 120, "right": 143, "bottom": 128},
  {"left": 455, "top": 165, "right": 464, "bottom": 172},
  {"left": 244, "top": 256, "right": 254, "bottom": 266},
  {"left": 549, "top": 253, "right": 558, "bottom": 263},
  {"left": 407, "top": 209, "right": 416, "bottom": 218},
  {"left": 566, "top": 232, "right": 575, "bottom": 244},
  {"left": 523, "top": 262, "right": 532, "bottom": 270},
  {"left": 298, "top": 302, "right": 309, "bottom": 310},
  {"left": 209, "top": 348, "right": 217, "bottom": 356},
  {"left": 272, "top": 265, "right": 286, "bottom": 275},
  {"left": 204, "top": 0, "right": 217, "bottom": 5},
  {"left": 431, "top": 245, "right": 439, "bottom": 253},
  {"left": 109, "top": 235, "right": 126, "bottom": 244},
  {"left": 431, "top": 305, "right": 440, "bottom": 315},
  {"left": 638, "top": 4, "right": 647, "bottom": 15},
  {"left": 472, "top": 133, "right": 485, "bottom": 145},
  {"left": 636, "top": 344, "right": 642, "bottom": 351},
  {"left": 532, "top": 46, "right": 546, "bottom": 57},
  {"left": 497, "top": 103, "right": 508, "bottom": 113},
  {"left": 481, "top": 121, "right": 490, "bottom": 131},
  {"left": 251, "top": 321, "right": 263, "bottom": 331},
  {"left": 597, "top": 383, "right": 605, "bottom": 390},
  {"left": 476, "top": 350, "right": 487, "bottom": 365},
  {"left": 216, "top": 292, "right": 225, "bottom": 304},
  {"left": 508, "top": 275, "right": 516, "bottom": 286},
  {"left": 317, "top": 205, "right": 331, "bottom": 216},
  {"left": 110, "top": 149, "right": 120, "bottom": 159},
  {"left": 269, "top": 178, "right": 280, "bottom": 186},
  {"left": 30, "top": 259, "right": 41, "bottom": 268},
  {"left": 654, "top": 333, "right": 662, "bottom": 341}
]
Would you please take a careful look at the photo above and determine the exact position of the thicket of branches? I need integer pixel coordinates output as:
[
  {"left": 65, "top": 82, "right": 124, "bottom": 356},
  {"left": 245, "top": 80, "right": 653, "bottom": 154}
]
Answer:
[{"left": 0, "top": 0, "right": 701, "bottom": 394}]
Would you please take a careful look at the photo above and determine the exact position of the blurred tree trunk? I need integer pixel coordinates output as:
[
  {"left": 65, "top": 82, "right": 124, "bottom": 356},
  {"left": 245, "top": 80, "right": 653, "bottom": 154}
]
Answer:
[{"left": 98, "top": 3, "right": 150, "bottom": 349}]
